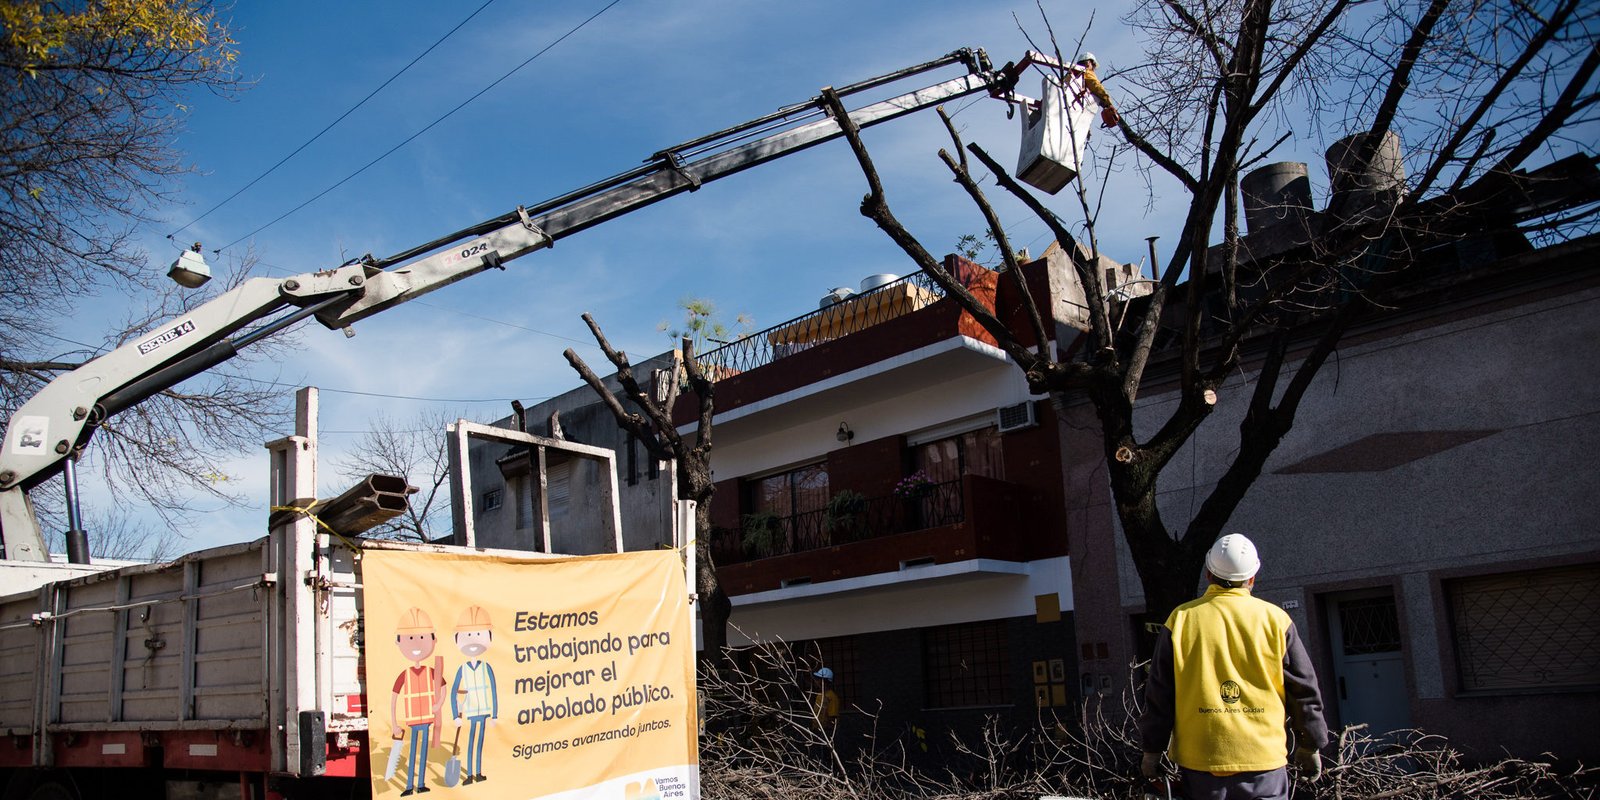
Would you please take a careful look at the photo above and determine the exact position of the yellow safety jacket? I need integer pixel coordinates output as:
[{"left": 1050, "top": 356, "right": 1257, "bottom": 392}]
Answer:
[{"left": 1166, "top": 585, "right": 1292, "bottom": 772}]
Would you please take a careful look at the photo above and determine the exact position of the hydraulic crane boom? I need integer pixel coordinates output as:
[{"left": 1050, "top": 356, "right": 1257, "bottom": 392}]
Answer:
[{"left": 0, "top": 46, "right": 1062, "bottom": 561}]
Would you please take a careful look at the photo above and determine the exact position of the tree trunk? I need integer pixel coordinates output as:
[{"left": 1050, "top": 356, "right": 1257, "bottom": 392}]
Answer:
[{"left": 695, "top": 498, "right": 733, "bottom": 659}]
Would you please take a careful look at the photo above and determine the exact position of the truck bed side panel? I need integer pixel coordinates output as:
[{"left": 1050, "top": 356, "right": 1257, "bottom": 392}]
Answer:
[{"left": 0, "top": 593, "right": 40, "bottom": 733}]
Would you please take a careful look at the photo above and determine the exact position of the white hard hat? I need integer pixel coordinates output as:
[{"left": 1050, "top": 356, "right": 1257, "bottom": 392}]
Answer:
[
  {"left": 1206, "top": 534, "right": 1261, "bottom": 581},
  {"left": 813, "top": 667, "right": 834, "bottom": 681},
  {"left": 1078, "top": 52, "right": 1098, "bottom": 66}
]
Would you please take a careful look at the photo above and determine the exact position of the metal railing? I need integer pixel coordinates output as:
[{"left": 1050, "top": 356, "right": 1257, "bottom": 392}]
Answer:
[
  {"left": 696, "top": 270, "right": 950, "bottom": 376},
  {"left": 711, "top": 478, "right": 964, "bottom": 565}
]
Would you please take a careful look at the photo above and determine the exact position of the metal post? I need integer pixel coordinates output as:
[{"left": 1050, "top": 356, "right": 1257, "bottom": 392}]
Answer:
[{"left": 62, "top": 456, "right": 89, "bottom": 564}]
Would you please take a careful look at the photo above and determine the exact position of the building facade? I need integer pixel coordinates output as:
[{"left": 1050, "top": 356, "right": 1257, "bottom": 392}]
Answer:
[
  {"left": 682, "top": 255, "right": 1133, "bottom": 749},
  {"left": 1066, "top": 160, "right": 1600, "bottom": 764}
]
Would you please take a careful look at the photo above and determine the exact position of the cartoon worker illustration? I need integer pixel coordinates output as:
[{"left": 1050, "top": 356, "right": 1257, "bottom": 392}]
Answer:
[
  {"left": 390, "top": 607, "right": 445, "bottom": 796},
  {"left": 451, "top": 606, "right": 499, "bottom": 786}
]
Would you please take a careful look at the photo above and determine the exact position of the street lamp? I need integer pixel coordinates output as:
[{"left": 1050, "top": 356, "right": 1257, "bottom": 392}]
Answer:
[{"left": 167, "top": 242, "right": 212, "bottom": 288}]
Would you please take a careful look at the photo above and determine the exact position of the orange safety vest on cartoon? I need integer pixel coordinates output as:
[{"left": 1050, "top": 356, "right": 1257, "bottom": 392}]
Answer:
[{"left": 393, "top": 664, "right": 439, "bottom": 727}]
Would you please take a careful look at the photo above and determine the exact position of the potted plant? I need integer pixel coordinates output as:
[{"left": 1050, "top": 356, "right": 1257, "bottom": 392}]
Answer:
[
  {"left": 894, "top": 470, "right": 936, "bottom": 500},
  {"left": 740, "top": 510, "right": 783, "bottom": 558},
  {"left": 824, "top": 490, "right": 868, "bottom": 541}
]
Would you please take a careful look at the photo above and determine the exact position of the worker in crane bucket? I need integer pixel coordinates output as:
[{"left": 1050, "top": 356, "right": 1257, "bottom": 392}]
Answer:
[
  {"left": 1076, "top": 52, "right": 1121, "bottom": 128},
  {"left": 1137, "top": 534, "right": 1330, "bottom": 800}
]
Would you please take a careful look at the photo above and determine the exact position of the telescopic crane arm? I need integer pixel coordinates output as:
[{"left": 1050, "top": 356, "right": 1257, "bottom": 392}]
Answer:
[{"left": 1, "top": 48, "right": 1034, "bottom": 560}]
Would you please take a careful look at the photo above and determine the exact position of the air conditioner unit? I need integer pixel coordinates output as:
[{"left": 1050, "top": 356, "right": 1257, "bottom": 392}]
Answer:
[{"left": 996, "top": 401, "right": 1037, "bottom": 433}]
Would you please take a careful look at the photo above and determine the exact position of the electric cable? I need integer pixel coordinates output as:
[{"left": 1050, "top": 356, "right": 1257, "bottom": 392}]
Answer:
[
  {"left": 168, "top": 0, "right": 501, "bottom": 240},
  {"left": 224, "top": 372, "right": 538, "bottom": 404},
  {"left": 214, "top": 0, "right": 625, "bottom": 253}
]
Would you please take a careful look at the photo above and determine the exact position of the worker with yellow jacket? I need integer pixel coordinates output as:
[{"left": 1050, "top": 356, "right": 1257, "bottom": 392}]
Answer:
[{"left": 1138, "top": 534, "right": 1329, "bottom": 800}]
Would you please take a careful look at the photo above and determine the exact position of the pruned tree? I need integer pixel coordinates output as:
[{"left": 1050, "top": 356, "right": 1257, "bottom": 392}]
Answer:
[
  {"left": 823, "top": 0, "right": 1599, "bottom": 619},
  {"left": 1, "top": 2, "right": 282, "bottom": 536},
  {"left": 563, "top": 314, "right": 734, "bottom": 658},
  {"left": 331, "top": 409, "right": 456, "bottom": 542}
]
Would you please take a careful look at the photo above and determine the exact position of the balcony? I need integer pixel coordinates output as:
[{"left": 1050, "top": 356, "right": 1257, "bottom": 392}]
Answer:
[
  {"left": 680, "top": 259, "right": 1013, "bottom": 436},
  {"left": 697, "top": 271, "right": 948, "bottom": 377},
  {"left": 712, "top": 475, "right": 1054, "bottom": 596}
]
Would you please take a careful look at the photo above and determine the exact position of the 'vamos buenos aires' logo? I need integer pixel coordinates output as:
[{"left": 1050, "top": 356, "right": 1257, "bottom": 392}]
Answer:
[
  {"left": 625, "top": 774, "right": 691, "bottom": 800},
  {"left": 624, "top": 779, "right": 661, "bottom": 800}
]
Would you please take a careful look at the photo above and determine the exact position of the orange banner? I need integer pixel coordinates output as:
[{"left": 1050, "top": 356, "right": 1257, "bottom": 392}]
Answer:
[{"left": 362, "top": 548, "right": 697, "bottom": 799}]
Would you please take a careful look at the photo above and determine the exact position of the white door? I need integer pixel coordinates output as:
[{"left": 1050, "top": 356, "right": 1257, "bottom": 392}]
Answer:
[{"left": 1327, "top": 589, "right": 1411, "bottom": 738}]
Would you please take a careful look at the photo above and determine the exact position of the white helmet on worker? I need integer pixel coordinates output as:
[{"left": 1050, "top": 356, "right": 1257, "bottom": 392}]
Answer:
[
  {"left": 1206, "top": 533, "right": 1261, "bottom": 582},
  {"left": 813, "top": 667, "right": 834, "bottom": 681},
  {"left": 1077, "top": 52, "right": 1098, "bottom": 68}
]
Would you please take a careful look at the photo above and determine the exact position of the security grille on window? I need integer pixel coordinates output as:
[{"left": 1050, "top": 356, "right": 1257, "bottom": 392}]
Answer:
[
  {"left": 1339, "top": 595, "right": 1401, "bottom": 655},
  {"left": 1447, "top": 564, "right": 1600, "bottom": 692},
  {"left": 480, "top": 488, "right": 503, "bottom": 512},
  {"left": 923, "top": 619, "right": 1010, "bottom": 708}
]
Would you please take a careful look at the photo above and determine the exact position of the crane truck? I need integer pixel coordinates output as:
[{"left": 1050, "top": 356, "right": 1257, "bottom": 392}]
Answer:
[{"left": 0, "top": 48, "right": 1104, "bottom": 800}]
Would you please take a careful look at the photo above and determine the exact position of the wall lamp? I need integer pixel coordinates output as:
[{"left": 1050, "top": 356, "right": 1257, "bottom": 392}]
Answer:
[{"left": 836, "top": 422, "right": 855, "bottom": 443}]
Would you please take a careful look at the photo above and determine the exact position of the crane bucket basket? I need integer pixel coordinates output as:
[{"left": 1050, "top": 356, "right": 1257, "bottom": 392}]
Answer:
[{"left": 1016, "top": 74, "right": 1099, "bottom": 194}]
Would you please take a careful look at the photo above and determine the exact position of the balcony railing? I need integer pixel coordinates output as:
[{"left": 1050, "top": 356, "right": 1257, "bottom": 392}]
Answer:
[
  {"left": 711, "top": 478, "right": 964, "bottom": 566},
  {"left": 696, "top": 270, "right": 949, "bottom": 376}
]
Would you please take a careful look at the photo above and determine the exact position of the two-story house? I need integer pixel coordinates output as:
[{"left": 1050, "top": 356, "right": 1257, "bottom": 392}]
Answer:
[{"left": 679, "top": 253, "right": 1142, "bottom": 744}]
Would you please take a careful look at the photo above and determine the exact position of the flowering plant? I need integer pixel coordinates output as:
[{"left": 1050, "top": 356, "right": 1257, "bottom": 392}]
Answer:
[{"left": 894, "top": 470, "right": 936, "bottom": 499}]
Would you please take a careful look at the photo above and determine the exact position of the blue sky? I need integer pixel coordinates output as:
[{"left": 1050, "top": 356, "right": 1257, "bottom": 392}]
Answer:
[
  {"left": 61, "top": 0, "right": 1185, "bottom": 552},
  {"left": 71, "top": 0, "right": 1595, "bottom": 554},
  {"left": 67, "top": 0, "right": 1221, "bottom": 551}
]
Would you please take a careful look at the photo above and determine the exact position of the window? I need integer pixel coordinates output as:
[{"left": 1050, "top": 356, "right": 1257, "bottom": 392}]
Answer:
[
  {"left": 914, "top": 426, "right": 1004, "bottom": 483},
  {"left": 1447, "top": 564, "right": 1600, "bottom": 692},
  {"left": 751, "top": 462, "right": 829, "bottom": 550},
  {"left": 480, "top": 488, "right": 503, "bottom": 512},
  {"left": 514, "top": 475, "right": 530, "bottom": 529},
  {"left": 923, "top": 619, "right": 1010, "bottom": 708},
  {"left": 547, "top": 462, "right": 571, "bottom": 523},
  {"left": 910, "top": 427, "right": 1002, "bottom": 528},
  {"left": 1338, "top": 595, "right": 1402, "bottom": 655}
]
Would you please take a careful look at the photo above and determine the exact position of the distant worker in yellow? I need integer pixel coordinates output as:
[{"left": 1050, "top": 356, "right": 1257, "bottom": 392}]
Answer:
[
  {"left": 810, "top": 666, "right": 841, "bottom": 732},
  {"left": 390, "top": 607, "right": 446, "bottom": 797},
  {"left": 1137, "top": 534, "right": 1329, "bottom": 800},
  {"left": 452, "top": 606, "right": 499, "bottom": 786},
  {"left": 1076, "top": 52, "right": 1121, "bottom": 128}
]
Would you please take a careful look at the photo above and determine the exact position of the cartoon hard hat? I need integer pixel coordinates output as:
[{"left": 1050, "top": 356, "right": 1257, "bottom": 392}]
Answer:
[
  {"left": 455, "top": 605, "right": 493, "bottom": 632},
  {"left": 396, "top": 607, "right": 434, "bottom": 634}
]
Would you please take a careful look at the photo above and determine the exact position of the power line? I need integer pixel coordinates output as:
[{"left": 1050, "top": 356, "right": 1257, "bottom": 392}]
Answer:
[
  {"left": 316, "top": 386, "right": 533, "bottom": 404},
  {"left": 225, "top": 372, "right": 543, "bottom": 404},
  {"left": 168, "top": 0, "right": 500, "bottom": 240},
  {"left": 215, "top": 0, "right": 626, "bottom": 253}
]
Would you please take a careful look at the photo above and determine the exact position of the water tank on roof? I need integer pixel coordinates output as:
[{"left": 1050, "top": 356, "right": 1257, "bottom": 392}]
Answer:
[
  {"left": 859, "top": 274, "right": 899, "bottom": 293},
  {"left": 1325, "top": 131, "right": 1406, "bottom": 208},
  {"left": 819, "top": 287, "right": 855, "bottom": 308},
  {"left": 1242, "top": 162, "right": 1313, "bottom": 233}
]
